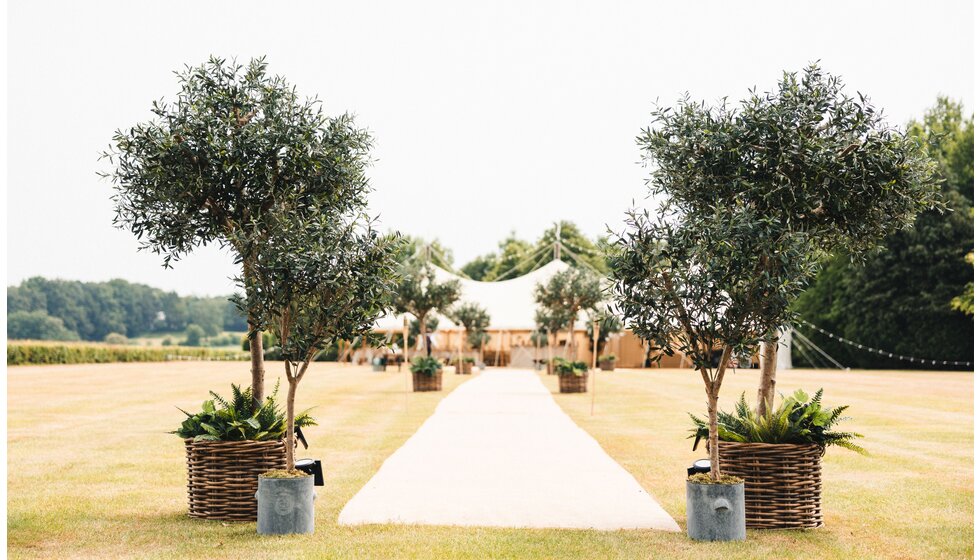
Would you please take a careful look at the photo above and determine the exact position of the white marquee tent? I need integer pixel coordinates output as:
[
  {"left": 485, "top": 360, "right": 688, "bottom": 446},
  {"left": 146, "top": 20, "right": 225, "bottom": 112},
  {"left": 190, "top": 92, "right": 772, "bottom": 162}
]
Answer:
[{"left": 375, "top": 259, "right": 590, "bottom": 332}]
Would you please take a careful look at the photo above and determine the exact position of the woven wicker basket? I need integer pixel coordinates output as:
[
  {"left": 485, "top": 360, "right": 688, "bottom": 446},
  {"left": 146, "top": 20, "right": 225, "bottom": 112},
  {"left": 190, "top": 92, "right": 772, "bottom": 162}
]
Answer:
[
  {"left": 455, "top": 361, "right": 473, "bottom": 375},
  {"left": 412, "top": 371, "right": 443, "bottom": 391},
  {"left": 184, "top": 439, "right": 287, "bottom": 521},
  {"left": 558, "top": 372, "right": 588, "bottom": 393},
  {"left": 599, "top": 361, "right": 615, "bottom": 371},
  {"left": 717, "top": 441, "right": 824, "bottom": 529}
]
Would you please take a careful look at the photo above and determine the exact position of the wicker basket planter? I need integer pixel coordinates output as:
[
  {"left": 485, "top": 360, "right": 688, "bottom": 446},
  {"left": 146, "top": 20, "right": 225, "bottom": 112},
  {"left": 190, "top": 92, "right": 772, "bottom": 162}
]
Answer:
[
  {"left": 558, "top": 372, "right": 588, "bottom": 393},
  {"left": 412, "top": 371, "right": 443, "bottom": 391},
  {"left": 599, "top": 361, "right": 615, "bottom": 371},
  {"left": 456, "top": 361, "right": 473, "bottom": 375},
  {"left": 717, "top": 441, "right": 824, "bottom": 529},
  {"left": 184, "top": 438, "right": 287, "bottom": 521}
]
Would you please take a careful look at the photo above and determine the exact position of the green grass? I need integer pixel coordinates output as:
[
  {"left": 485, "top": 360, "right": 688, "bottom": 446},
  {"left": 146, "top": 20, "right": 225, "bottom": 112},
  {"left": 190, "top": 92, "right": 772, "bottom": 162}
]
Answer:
[{"left": 7, "top": 363, "right": 973, "bottom": 559}]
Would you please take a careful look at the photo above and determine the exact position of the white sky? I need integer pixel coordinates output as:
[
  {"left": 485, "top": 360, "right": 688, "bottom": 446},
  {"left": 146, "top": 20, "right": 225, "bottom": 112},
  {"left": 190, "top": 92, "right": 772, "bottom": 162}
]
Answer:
[{"left": 6, "top": 0, "right": 974, "bottom": 296}]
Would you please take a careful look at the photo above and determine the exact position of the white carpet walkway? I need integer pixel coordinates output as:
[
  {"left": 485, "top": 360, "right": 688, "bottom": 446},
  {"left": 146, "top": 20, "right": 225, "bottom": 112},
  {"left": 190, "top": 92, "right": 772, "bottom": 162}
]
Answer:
[{"left": 337, "top": 369, "right": 680, "bottom": 531}]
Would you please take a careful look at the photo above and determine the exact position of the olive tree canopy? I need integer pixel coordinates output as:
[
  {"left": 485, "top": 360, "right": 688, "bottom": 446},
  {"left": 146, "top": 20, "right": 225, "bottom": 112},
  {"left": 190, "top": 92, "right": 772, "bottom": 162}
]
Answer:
[
  {"left": 237, "top": 212, "right": 400, "bottom": 468},
  {"left": 102, "top": 56, "right": 374, "bottom": 402},
  {"left": 611, "top": 204, "right": 818, "bottom": 479},
  {"left": 638, "top": 64, "right": 942, "bottom": 413},
  {"left": 393, "top": 262, "right": 461, "bottom": 356}
]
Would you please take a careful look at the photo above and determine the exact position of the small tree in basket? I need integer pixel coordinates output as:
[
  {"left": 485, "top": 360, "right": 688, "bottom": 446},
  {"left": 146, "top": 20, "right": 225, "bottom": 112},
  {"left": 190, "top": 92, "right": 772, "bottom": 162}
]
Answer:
[
  {"left": 393, "top": 262, "right": 461, "bottom": 357},
  {"left": 448, "top": 302, "right": 490, "bottom": 364},
  {"left": 610, "top": 204, "right": 817, "bottom": 480},
  {"left": 238, "top": 213, "right": 400, "bottom": 468},
  {"left": 534, "top": 268, "right": 602, "bottom": 358}
]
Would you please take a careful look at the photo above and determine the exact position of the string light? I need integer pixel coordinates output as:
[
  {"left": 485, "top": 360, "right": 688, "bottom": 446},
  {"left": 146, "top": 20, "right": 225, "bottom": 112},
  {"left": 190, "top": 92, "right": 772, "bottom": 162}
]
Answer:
[{"left": 797, "top": 319, "right": 972, "bottom": 368}]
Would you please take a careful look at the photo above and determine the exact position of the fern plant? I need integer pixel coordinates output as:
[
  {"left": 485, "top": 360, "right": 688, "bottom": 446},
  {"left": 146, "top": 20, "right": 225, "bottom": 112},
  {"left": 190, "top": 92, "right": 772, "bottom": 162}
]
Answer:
[
  {"left": 410, "top": 356, "right": 443, "bottom": 376},
  {"left": 553, "top": 358, "right": 588, "bottom": 376},
  {"left": 173, "top": 381, "right": 316, "bottom": 442},
  {"left": 689, "top": 389, "right": 866, "bottom": 454}
]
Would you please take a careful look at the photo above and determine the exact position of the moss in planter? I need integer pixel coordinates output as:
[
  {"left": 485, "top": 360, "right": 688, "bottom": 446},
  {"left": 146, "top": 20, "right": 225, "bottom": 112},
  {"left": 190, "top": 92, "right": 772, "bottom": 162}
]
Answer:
[
  {"left": 688, "top": 473, "right": 743, "bottom": 485},
  {"left": 261, "top": 469, "right": 311, "bottom": 479}
]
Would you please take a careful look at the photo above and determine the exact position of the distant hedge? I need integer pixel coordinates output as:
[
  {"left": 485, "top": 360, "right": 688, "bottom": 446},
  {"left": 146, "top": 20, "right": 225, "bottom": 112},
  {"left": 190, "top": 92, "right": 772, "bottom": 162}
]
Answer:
[{"left": 7, "top": 342, "right": 249, "bottom": 366}]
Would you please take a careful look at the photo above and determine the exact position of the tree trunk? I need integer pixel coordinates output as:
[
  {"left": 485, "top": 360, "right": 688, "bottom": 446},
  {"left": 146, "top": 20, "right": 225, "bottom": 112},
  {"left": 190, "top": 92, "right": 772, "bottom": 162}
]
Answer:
[
  {"left": 420, "top": 313, "right": 430, "bottom": 357},
  {"left": 706, "top": 385, "right": 721, "bottom": 480},
  {"left": 756, "top": 337, "right": 778, "bottom": 417},
  {"left": 566, "top": 319, "right": 576, "bottom": 360},
  {"left": 548, "top": 330, "right": 555, "bottom": 366},
  {"left": 285, "top": 372, "right": 298, "bottom": 470},
  {"left": 241, "top": 258, "right": 265, "bottom": 406},
  {"left": 248, "top": 324, "right": 265, "bottom": 406}
]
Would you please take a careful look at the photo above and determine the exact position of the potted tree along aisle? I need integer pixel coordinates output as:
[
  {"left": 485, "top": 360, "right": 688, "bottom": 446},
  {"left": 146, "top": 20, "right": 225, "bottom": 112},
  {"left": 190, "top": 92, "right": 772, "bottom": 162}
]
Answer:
[
  {"left": 173, "top": 383, "right": 315, "bottom": 521},
  {"left": 240, "top": 212, "right": 400, "bottom": 535},
  {"left": 553, "top": 358, "right": 589, "bottom": 393},
  {"left": 448, "top": 302, "right": 490, "bottom": 374},
  {"left": 637, "top": 64, "right": 938, "bottom": 529},
  {"left": 610, "top": 171, "right": 819, "bottom": 541},
  {"left": 410, "top": 355, "right": 444, "bottom": 391},
  {"left": 534, "top": 308, "right": 571, "bottom": 375},
  {"left": 690, "top": 390, "right": 866, "bottom": 529},
  {"left": 534, "top": 268, "right": 602, "bottom": 361},
  {"left": 393, "top": 262, "right": 461, "bottom": 357}
]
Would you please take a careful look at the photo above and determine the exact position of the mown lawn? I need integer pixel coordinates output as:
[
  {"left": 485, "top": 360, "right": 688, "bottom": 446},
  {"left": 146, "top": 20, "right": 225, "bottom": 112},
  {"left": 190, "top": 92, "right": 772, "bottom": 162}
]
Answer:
[{"left": 7, "top": 362, "right": 973, "bottom": 559}]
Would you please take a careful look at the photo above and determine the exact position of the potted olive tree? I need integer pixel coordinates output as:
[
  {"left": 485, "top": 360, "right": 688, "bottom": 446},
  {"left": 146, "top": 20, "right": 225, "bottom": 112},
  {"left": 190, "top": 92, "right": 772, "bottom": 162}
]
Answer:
[
  {"left": 637, "top": 64, "right": 940, "bottom": 530},
  {"left": 597, "top": 354, "right": 617, "bottom": 372},
  {"left": 534, "top": 268, "right": 602, "bottom": 360},
  {"left": 587, "top": 312, "right": 622, "bottom": 370},
  {"left": 393, "top": 262, "right": 461, "bottom": 357},
  {"left": 409, "top": 355, "right": 444, "bottom": 391},
  {"left": 173, "top": 382, "right": 315, "bottom": 522},
  {"left": 689, "top": 390, "right": 866, "bottom": 529},
  {"left": 239, "top": 212, "right": 400, "bottom": 535},
  {"left": 552, "top": 358, "right": 589, "bottom": 393},
  {"left": 610, "top": 193, "right": 817, "bottom": 541},
  {"left": 448, "top": 302, "right": 490, "bottom": 374},
  {"left": 534, "top": 308, "right": 572, "bottom": 374}
]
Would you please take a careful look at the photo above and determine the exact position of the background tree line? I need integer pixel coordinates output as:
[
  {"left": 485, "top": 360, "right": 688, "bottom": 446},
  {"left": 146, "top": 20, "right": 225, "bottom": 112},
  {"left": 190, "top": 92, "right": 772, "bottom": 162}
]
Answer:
[
  {"left": 792, "top": 97, "right": 973, "bottom": 369},
  {"left": 7, "top": 277, "right": 246, "bottom": 342}
]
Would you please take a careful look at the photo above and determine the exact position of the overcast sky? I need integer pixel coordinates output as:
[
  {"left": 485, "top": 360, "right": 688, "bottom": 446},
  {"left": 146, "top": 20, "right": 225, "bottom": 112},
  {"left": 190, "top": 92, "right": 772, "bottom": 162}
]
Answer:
[{"left": 6, "top": 0, "right": 974, "bottom": 296}]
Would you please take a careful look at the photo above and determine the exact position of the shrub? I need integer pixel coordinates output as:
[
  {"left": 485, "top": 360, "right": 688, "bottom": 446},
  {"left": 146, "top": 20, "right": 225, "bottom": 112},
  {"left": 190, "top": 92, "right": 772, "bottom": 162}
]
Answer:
[
  {"left": 689, "top": 389, "right": 866, "bottom": 454},
  {"left": 173, "top": 382, "right": 315, "bottom": 442},
  {"left": 161, "top": 337, "right": 173, "bottom": 347},
  {"left": 410, "top": 356, "right": 443, "bottom": 376},
  {"left": 462, "top": 356, "right": 476, "bottom": 364},
  {"left": 598, "top": 354, "right": 616, "bottom": 363},
  {"left": 104, "top": 333, "right": 128, "bottom": 345},
  {"left": 183, "top": 324, "right": 205, "bottom": 346}
]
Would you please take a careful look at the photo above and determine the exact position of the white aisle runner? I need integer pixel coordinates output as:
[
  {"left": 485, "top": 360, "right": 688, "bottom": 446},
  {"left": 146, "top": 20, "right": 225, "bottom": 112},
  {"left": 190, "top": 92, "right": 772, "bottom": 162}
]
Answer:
[{"left": 337, "top": 369, "right": 680, "bottom": 531}]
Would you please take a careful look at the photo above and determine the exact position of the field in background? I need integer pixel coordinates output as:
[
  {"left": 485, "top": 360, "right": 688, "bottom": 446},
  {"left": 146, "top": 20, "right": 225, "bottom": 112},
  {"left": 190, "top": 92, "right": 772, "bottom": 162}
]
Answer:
[{"left": 7, "top": 362, "right": 973, "bottom": 559}]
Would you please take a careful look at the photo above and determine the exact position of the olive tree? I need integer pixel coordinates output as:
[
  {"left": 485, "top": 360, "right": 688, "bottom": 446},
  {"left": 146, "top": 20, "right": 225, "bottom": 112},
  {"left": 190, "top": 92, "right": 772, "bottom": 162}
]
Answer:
[
  {"left": 534, "top": 306, "right": 573, "bottom": 365},
  {"left": 610, "top": 205, "right": 817, "bottom": 480},
  {"left": 585, "top": 312, "right": 623, "bottom": 356},
  {"left": 393, "top": 262, "right": 461, "bottom": 356},
  {"left": 638, "top": 64, "right": 941, "bottom": 415},
  {"left": 448, "top": 302, "right": 490, "bottom": 360},
  {"left": 534, "top": 268, "right": 602, "bottom": 357},
  {"left": 103, "top": 57, "right": 373, "bottom": 404},
  {"left": 239, "top": 213, "right": 400, "bottom": 468}
]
